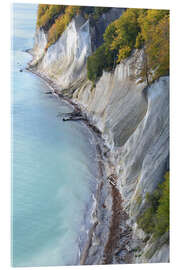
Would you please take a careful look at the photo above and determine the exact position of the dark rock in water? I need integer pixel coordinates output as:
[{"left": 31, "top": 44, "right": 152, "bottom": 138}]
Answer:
[
  {"left": 62, "top": 116, "right": 84, "bottom": 122},
  {"left": 19, "top": 69, "right": 23, "bottom": 72},
  {"left": 25, "top": 48, "right": 31, "bottom": 53},
  {"left": 58, "top": 110, "right": 84, "bottom": 121},
  {"left": 45, "top": 91, "right": 52, "bottom": 94}
]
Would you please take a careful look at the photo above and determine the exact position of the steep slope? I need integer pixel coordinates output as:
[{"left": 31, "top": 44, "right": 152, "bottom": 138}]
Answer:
[
  {"left": 73, "top": 49, "right": 147, "bottom": 147},
  {"left": 29, "top": 6, "right": 169, "bottom": 264},
  {"left": 72, "top": 52, "right": 169, "bottom": 263},
  {"left": 29, "top": 8, "right": 125, "bottom": 91}
]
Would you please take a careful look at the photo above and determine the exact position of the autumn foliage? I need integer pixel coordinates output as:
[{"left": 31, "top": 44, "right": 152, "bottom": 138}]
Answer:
[
  {"left": 87, "top": 8, "right": 169, "bottom": 83},
  {"left": 37, "top": 5, "right": 65, "bottom": 31},
  {"left": 37, "top": 4, "right": 111, "bottom": 49},
  {"left": 47, "top": 6, "right": 81, "bottom": 48},
  {"left": 37, "top": 6, "right": 169, "bottom": 84}
]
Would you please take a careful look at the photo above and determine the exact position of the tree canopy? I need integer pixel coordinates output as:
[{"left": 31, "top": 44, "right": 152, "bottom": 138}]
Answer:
[
  {"left": 87, "top": 8, "right": 169, "bottom": 84},
  {"left": 37, "top": 4, "right": 111, "bottom": 49}
]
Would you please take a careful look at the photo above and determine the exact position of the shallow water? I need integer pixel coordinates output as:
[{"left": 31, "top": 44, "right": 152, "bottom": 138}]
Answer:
[{"left": 12, "top": 4, "right": 98, "bottom": 267}]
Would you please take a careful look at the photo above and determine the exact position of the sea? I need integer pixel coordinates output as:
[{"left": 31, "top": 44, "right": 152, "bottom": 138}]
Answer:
[{"left": 11, "top": 3, "right": 98, "bottom": 267}]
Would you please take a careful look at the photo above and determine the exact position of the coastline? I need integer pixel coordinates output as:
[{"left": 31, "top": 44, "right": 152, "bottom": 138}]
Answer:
[
  {"left": 12, "top": 3, "right": 169, "bottom": 265},
  {"left": 25, "top": 64, "right": 133, "bottom": 265}
]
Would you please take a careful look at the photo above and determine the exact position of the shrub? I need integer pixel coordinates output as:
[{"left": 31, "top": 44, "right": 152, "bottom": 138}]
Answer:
[
  {"left": 117, "top": 46, "right": 131, "bottom": 63},
  {"left": 87, "top": 43, "right": 118, "bottom": 82},
  {"left": 87, "top": 44, "right": 107, "bottom": 82},
  {"left": 135, "top": 32, "right": 144, "bottom": 49},
  {"left": 137, "top": 171, "right": 169, "bottom": 239},
  {"left": 137, "top": 206, "right": 156, "bottom": 234},
  {"left": 154, "top": 172, "right": 169, "bottom": 238}
]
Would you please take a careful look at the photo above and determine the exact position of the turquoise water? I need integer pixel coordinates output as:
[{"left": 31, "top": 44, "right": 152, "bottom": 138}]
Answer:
[{"left": 12, "top": 4, "right": 98, "bottom": 267}]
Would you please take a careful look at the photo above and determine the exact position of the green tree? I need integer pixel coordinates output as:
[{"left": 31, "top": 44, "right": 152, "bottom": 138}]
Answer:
[
  {"left": 37, "top": 4, "right": 65, "bottom": 30},
  {"left": 103, "top": 21, "right": 117, "bottom": 47},
  {"left": 137, "top": 171, "right": 169, "bottom": 239},
  {"left": 138, "top": 10, "right": 169, "bottom": 82},
  {"left": 135, "top": 32, "right": 144, "bottom": 49},
  {"left": 110, "top": 9, "right": 140, "bottom": 52},
  {"left": 154, "top": 172, "right": 169, "bottom": 238},
  {"left": 117, "top": 46, "right": 131, "bottom": 63},
  {"left": 93, "top": 7, "right": 111, "bottom": 19},
  {"left": 87, "top": 44, "right": 107, "bottom": 82}
]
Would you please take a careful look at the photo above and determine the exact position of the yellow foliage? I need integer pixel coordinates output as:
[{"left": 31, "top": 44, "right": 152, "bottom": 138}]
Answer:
[
  {"left": 47, "top": 6, "right": 81, "bottom": 48},
  {"left": 88, "top": 8, "right": 169, "bottom": 83},
  {"left": 117, "top": 46, "right": 131, "bottom": 63},
  {"left": 145, "top": 15, "right": 169, "bottom": 79},
  {"left": 37, "top": 4, "right": 49, "bottom": 19},
  {"left": 37, "top": 4, "right": 65, "bottom": 29},
  {"left": 110, "top": 9, "right": 140, "bottom": 51},
  {"left": 135, "top": 32, "right": 144, "bottom": 49}
]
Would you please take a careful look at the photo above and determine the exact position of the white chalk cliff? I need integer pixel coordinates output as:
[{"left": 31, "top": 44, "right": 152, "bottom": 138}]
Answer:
[{"left": 30, "top": 9, "right": 169, "bottom": 264}]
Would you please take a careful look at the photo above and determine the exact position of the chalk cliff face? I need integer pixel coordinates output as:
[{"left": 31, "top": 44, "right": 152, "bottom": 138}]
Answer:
[
  {"left": 31, "top": 9, "right": 169, "bottom": 264},
  {"left": 30, "top": 15, "right": 91, "bottom": 90},
  {"left": 73, "top": 49, "right": 147, "bottom": 147},
  {"left": 30, "top": 28, "right": 47, "bottom": 63},
  {"left": 72, "top": 52, "right": 169, "bottom": 263},
  {"left": 30, "top": 8, "right": 124, "bottom": 91},
  {"left": 117, "top": 76, "right": 169, "bottom": 217}
]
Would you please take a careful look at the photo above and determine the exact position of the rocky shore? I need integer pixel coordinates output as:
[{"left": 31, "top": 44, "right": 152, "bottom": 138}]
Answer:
[
  {"left": 26, "top": 64, "right": 134, "bottom": 265},
  {"left": 26, "top": 7, "right": 169, "bottom": 262}
]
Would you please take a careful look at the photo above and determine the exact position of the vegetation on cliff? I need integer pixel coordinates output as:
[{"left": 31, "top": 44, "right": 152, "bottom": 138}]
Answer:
[
  {"left": 36, "top": 6, "right": 169, "bottom": 84},
  {"left": 37, "top": 4, "right": 111, "bottom": 49},
  {"left": 137, "top": 171, "right": 169, "bottom": 239},
  {"left": 47, "top": 6, "right": 81, "bottom": 48},
  {"left": 87, "top": 8, "right": 169, "bottom": 83},
  {"left": 37, "top": 5, "right": 65, "bottom": 31}
]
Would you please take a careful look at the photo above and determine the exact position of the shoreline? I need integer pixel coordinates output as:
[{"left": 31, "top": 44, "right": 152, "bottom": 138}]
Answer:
[{"left": 25, "top": 65, "right": 133, "bottom": 265}]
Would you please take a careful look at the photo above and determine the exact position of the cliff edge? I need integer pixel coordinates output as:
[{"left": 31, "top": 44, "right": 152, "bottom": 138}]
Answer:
[{"left": 29, "top": 6, "right": 169, "bottom": 264}]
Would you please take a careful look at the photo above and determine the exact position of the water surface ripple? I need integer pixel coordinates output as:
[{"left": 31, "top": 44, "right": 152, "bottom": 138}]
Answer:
[{"left": 12, "top": 3, "right": 98, "bottom": 267}]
